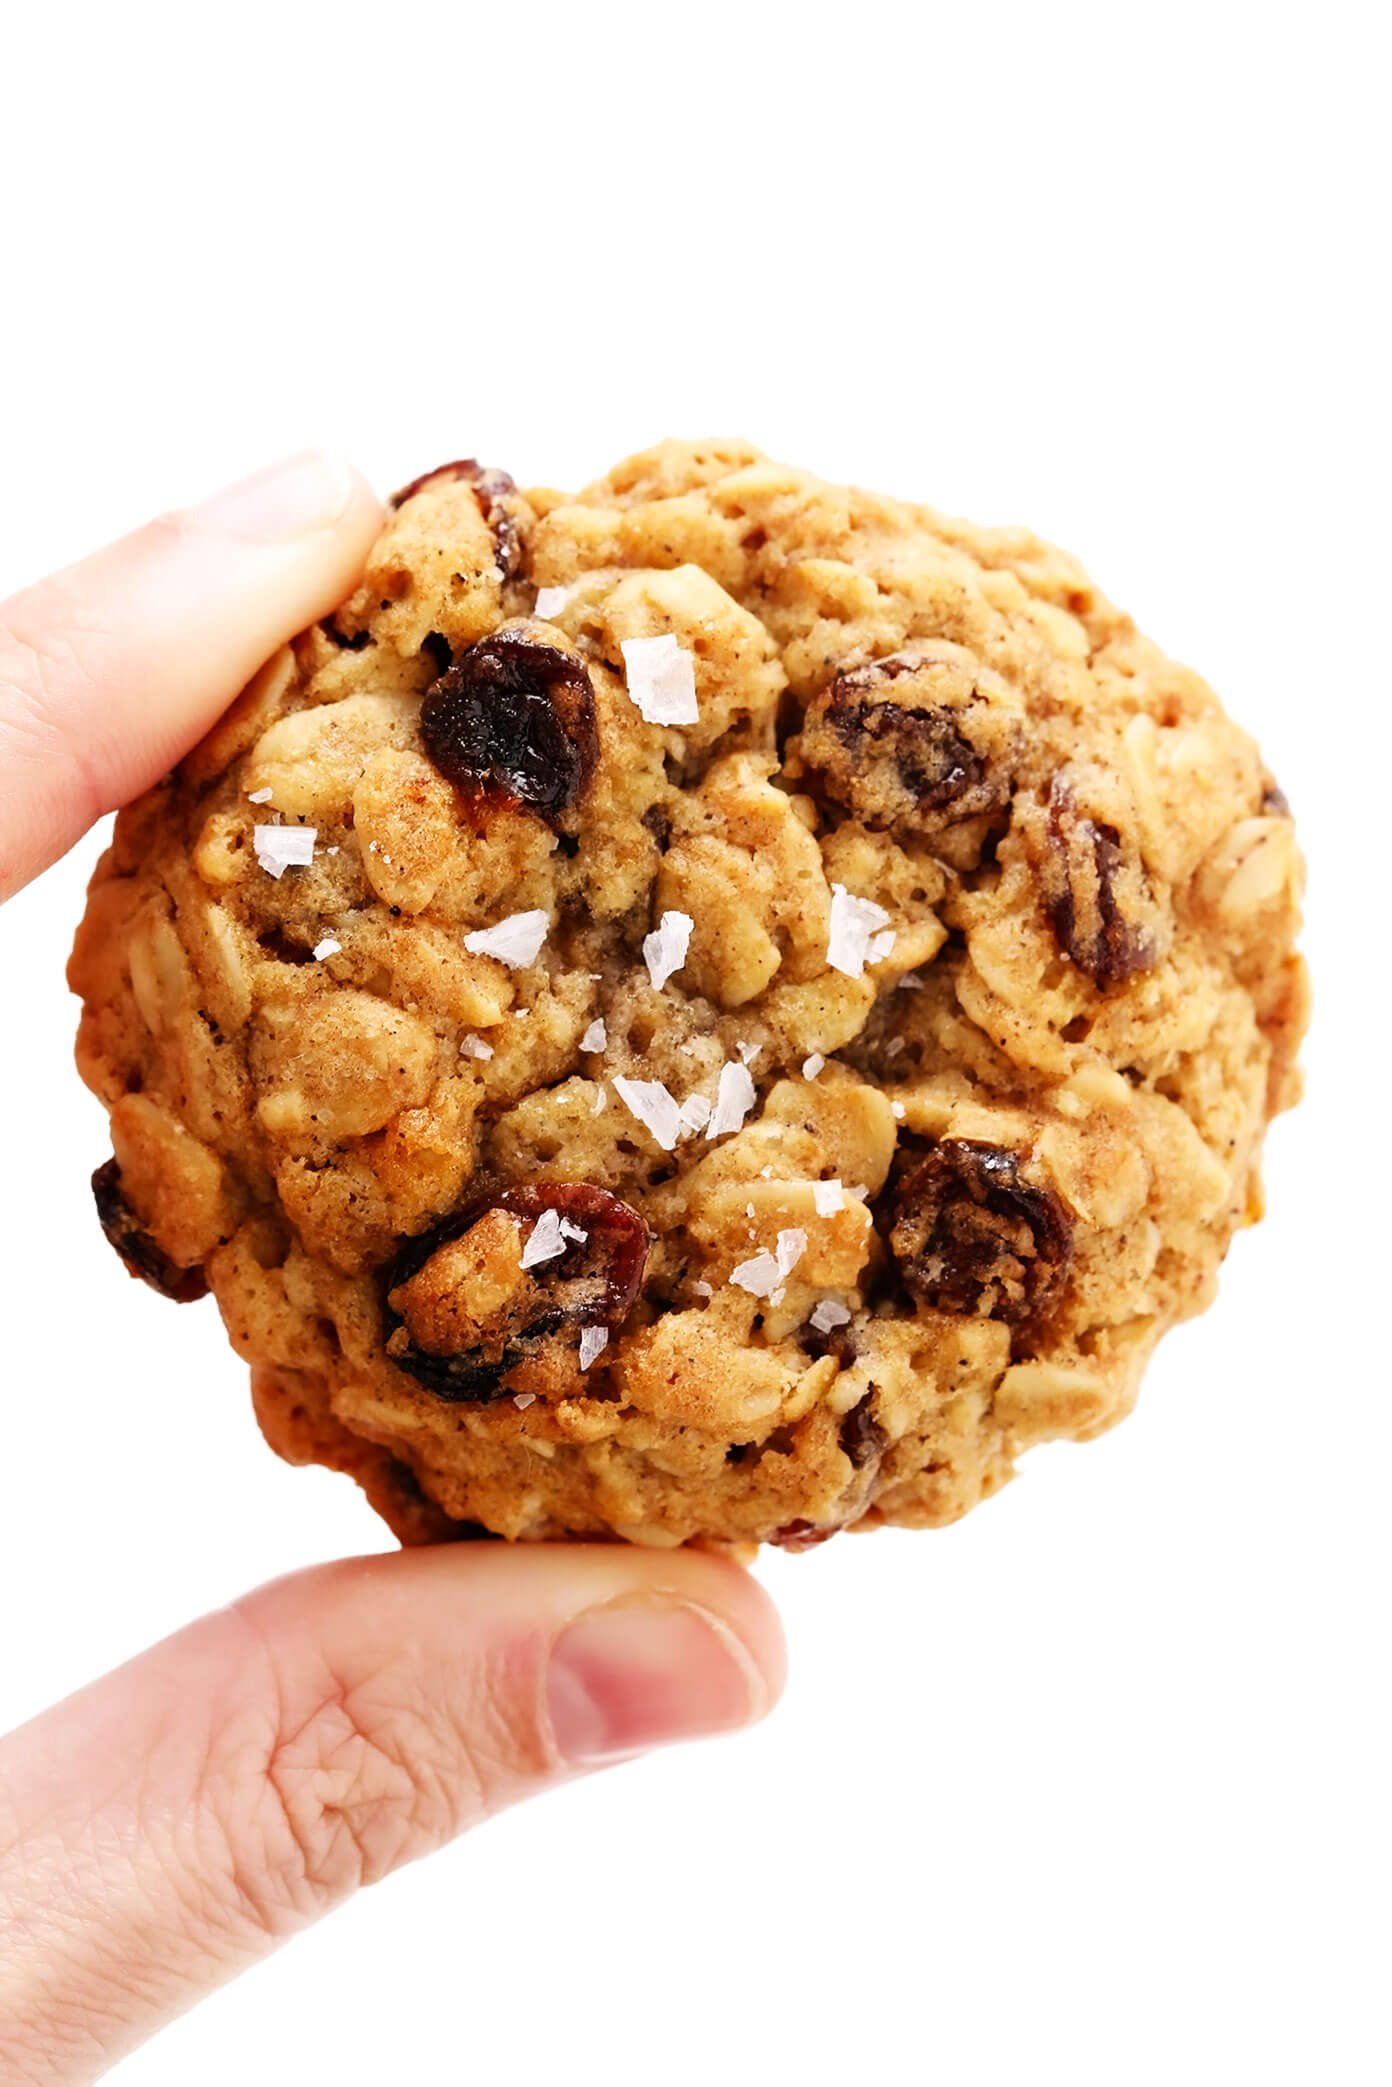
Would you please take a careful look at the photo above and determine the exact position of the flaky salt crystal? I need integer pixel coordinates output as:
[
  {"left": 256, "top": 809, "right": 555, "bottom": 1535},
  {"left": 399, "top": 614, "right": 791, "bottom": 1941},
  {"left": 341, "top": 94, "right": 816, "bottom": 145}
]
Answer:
[
  {"left": 642, "top": 910, "right": 693, "bottom": 991},
  {"left": 897, "top": 971, "right": 923, "bottom": 990},
  {"left": 464, "top": 909, "right": 549, "bottom": 967},
  {"left": 613, "top": 1075, "right": 682, "bottom": 1151},
  {"left": 826, "top": 884, "right": 893, "bottom": 978},
  {"left": 813, "top": 1180, "right": 844, "bottom": 1216},
  {"left": 247, "top": 786, "right": 273, "bottom": 804},
  {"left": 891, "top": 1100, "right": 907, "bottom": 1119},
  {"left": 678, "top": 1093, "right": 712, "bottom": 1136},
  {"left": 520, "top": 1208, "right": 568, "bottom": 1268},
  {"left": 706, "top": 1060, "right": 756, "bottom": 1139},
  {"left": 513, "top": 1391, "right": 537, "bottom": 1410},
  {"left": 590, "top": 1088, "right": 608, "bottom": 1115},
  {"left": 579, "top": 1018, "right": 607, "bottom": 1053},
  {"left": 775, "top": 1228, "right": 808, "bottom": 1278},
  {"left": 312, "top": 937, "right": 341, "bottom": 961},
  {"left": 869, "top": 928, "right": 898, "bottom": 963},
  {"left": 620, "top": 633, "right": 699, "bottom": 725},
  {"left": 736, "top": 1041, "right": 761, "bottom": 1066},
  {"left": 578, "top": 1325, "right": 609, "bottom": 1369},
  {"left": 460, "top": 1033, "right": 494, "bottom": 1060},
  {"left": 729, "top": 1250, "right": 783, "bottom": 1298},
  {"left": 559, "top": 1219, "right": 588, "bottom": 1244},
  {"left": 802, "top": 1053, "right": 825, "bottom": 1079},
  {"left": 533, "top": 585, "right": 571, "bottom": 618},
  {"left": 692, "top": 1279, "right": 714, "bottom": 1299},
  {"left": 253, "top": 824, "right": 317, "bottom": 879},
  {"left": 809, "top": 1299, "right": 851, "bottom": 1333}
]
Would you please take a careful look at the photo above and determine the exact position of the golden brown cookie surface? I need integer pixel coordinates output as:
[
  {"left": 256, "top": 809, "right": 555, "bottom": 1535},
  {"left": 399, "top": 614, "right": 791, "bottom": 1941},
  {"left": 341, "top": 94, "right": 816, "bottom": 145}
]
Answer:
[{"left": 70, "top": 442, "right": 1307, "bottom": 1548}]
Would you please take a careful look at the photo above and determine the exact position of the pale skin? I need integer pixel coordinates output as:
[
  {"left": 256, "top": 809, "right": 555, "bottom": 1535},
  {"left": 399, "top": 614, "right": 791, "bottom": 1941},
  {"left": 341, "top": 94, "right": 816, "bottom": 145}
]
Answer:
[{"left": 0, "top": 452, "right": 786, "bottom": 2083}]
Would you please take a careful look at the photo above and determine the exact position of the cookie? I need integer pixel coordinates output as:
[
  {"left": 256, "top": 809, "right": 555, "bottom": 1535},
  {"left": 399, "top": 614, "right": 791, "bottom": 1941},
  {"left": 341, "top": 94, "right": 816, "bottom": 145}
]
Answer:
[{"left": 69, "top": 442, "right": 1308, "bottom": 1549}]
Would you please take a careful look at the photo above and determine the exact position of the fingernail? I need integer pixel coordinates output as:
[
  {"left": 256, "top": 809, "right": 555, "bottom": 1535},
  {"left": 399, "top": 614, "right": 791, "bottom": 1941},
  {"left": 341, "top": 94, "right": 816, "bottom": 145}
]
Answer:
[
  {"left": 547, "top": 1599, "right": 766, "bottom": 1766},
  {"left": 186, "top": 450, "right": 357, "bottom": 543}
]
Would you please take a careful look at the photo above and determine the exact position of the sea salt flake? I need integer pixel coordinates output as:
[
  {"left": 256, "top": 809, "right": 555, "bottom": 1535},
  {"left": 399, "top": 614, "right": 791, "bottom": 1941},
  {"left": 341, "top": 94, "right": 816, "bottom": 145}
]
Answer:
[
  {"left": 869, "top": 929, "right": 898, "bottom": 962},
  {"left": 775, "top": 1228, "right": 808, "bottom": 1278},
  {"left": 312, "top": 936, "right": 341, "bottom": 961},
  {"left": 729, "top": 1251, "right": 783, "bottom": 1299},
  {"left": 520, "top": 1208, "right": 568, "bottom": 1269},
  {"left": 253, "top": 824, "right": 317, "bottom": 879},
  {"left": 745, "top": 1201, "right": 756, "bottom": 1219},
  {"left": 613, "top": 1075, "right": 682, "bottom": 1151},
  {"left": 706, "top": 1060, "right": 756, "bottom": 1140},
  {"left": 678, "top": 1093, "right": 712, "bottom": 1136},
  {"left": 692, "top": 1279, "right": 714, "bottom": 1299},
  {"left": 891, "top": 1100, "right": 907, "bottom": 1119},
  {"left": 802, "top": 1053, "right": 825, "bottom": 1080},
  {"left": 737, "top": 1041, "right": 761, "bottom": 1066},
  {"left": 247, "top": 786, "right": 273, "bottom": 804},
  {"left": 885, "top": 1036, "right": 906, "bottom": 1060},
  {"left": 460, "top": 1033, "right": 494, "bottom": 1061},
  {"left": 642, "top": 910, "right": 693, "bottom": 991},
  {"left": 513, "top": 1391, "right": 537, "bottom": 1410},
  {"left": 559, "top": 1219, "right": 588, "bottom": 1245},
  {"left": 826, "top": 884, "right": 893, "bottom": 978},
  {"left": 580, "top": 1018, "right": 607, "bottom": 1053},
  {"left": 620, "top": 633, "right": 699, "bottom": 726},
  {"left": 533, "top": 585, "right": 571, "bottom": 618},
  {"left": 813, "top": 1180, "right": 844, "bottom": 1216},
  {"left": 849, "top": 1183, "right": 870, "bottom": 1201},
  {"left": 759, "top": 1165, "right": 774, "bottom": 1179},
  {"left": 897, "top": 971, "right": 923, "bottom": 990},
  {"left": 464, "top": 909, "right": 550, "bottom": 967},
  {"left": 590, "top": 1088, "right": 607, "bottom": 1115},
  {"left": 809, "top": 1299, "right": 852, "bottom": 1333},
  {"left": 578, "top": 1325, "right": 609, "bottom": 1369}
]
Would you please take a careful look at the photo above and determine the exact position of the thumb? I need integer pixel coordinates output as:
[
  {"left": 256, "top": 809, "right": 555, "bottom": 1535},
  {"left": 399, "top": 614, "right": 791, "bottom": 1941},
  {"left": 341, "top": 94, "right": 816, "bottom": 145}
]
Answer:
[
  {"left": 0, "top": 450, "right": 382, "bottom": 900},
  {"left": 0, "top": 1544, "right": 783, "bottom": 2085}
]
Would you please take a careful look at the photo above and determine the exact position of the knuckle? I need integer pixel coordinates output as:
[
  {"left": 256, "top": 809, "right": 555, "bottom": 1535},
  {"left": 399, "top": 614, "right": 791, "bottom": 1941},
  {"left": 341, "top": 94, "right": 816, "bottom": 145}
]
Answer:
[{"left": 195, "top": 1603, "right": 529, "bottom": 1939}]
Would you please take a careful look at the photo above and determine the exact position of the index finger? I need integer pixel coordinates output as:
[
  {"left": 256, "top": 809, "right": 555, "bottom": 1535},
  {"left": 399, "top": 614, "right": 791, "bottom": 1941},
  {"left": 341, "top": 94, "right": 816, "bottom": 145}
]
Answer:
[{"left": 0, "top": 451, "right": 382, "bottom": 901}]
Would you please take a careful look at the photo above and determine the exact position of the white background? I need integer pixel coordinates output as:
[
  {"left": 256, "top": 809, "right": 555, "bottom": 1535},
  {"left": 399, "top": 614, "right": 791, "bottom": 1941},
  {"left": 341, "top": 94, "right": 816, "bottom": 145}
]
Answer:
[{"left": 2, "top": 4, "right": 1387, "bottom": 2082}]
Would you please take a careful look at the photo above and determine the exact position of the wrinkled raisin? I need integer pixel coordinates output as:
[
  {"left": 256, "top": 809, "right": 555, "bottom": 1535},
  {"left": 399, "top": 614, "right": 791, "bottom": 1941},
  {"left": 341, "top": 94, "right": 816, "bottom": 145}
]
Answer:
[
  {"left": 420, "top": 628, "right": 598, "bottom": 821},
  {"left": 770, "top": 1519, "right": 840, "bottom": 1550},
  {"left": 389, "top": 459, "right": 525, "bottom": 580},
  {"left": 91, "top": 1159, "right": 208, "bottom": 1303},
  {"left": 889, "top": 1139, "right": 1070, "bottom": 1325},
  {"left": 1040, "top": 779, "right": 1155, "bottom": 988},
  {"left": 383, "top": 1184, "right": 649, "bottom": 1401},
  {"left": 838, "top": 1393, "right": 886, "bottom": 1469},
  {"left": 797, "top": 649, "right": 1014, "bottom": 837}
]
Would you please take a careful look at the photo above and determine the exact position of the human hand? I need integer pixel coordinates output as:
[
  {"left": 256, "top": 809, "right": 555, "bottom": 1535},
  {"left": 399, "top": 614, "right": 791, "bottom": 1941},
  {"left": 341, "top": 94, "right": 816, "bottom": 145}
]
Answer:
[{"left": 0, "top": 454, "right": 785, "bottom": 2084}]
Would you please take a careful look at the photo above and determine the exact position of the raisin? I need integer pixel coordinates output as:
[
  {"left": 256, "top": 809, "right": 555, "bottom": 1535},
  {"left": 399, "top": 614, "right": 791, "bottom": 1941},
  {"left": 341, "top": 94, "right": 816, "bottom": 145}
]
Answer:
[
  {"left": 1040, "top": 778, "right": 1155, "bottom": 988},
  {"left": 797, "top": 649, "right": 1014, "bottom": 837},
  {"left": 770, "top": 1519, "right": 840, "bottom": 1550},
  {"left": 389, "top": 459, "right": 525, "bottom": 580},
  {"left": 383, "top": 1184, "right": 649, "bottom": 1401},
  {"left": 838, "top": 1392, "right": 886, "bottom": 1469},
  {"left": 91, "top": 1158, "right": 208, "bottom": 1304},
  {"left": 889, "top": 1139, "right": 1070, "bottom": 1325},
  {"left": 420, "top": 628, "right": 598, "bottom": 821}
]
